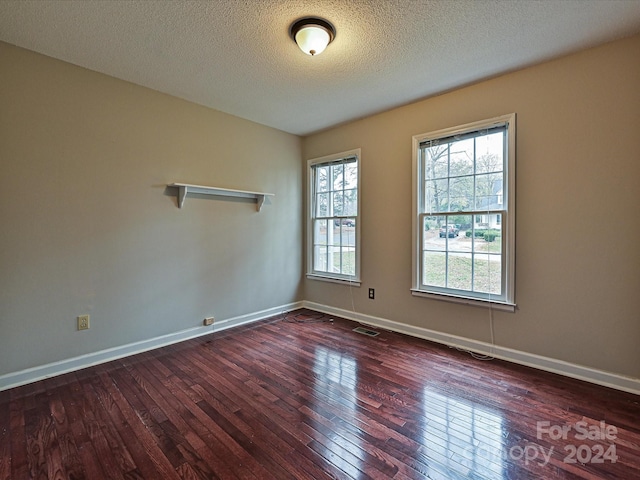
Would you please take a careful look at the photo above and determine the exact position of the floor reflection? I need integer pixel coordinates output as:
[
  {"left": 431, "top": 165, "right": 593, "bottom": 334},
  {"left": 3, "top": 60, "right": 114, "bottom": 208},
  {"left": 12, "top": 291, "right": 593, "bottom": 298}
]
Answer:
[
  {"left": 307, "top": 343, "right": 508, "bottom": 479},
  {"left": 421, "top": 388, "right": 505, "bottom": 479},
  {"left": 310, "top": 346, "right": 365, "bottom": 478},
  {"left": 313, "top": 346, "right": 357, "bottom": 390}
]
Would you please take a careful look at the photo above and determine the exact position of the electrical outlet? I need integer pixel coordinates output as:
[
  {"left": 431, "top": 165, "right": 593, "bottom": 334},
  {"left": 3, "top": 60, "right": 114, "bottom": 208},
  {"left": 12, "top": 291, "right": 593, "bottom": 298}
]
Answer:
[
  {"left": 203, "top": 317, "right": 214, "bottom": 326},
  {"left": 368, "top": 288, "right": 375, "bottom": 299},
  {"left": 77, "top": 314, "right": 90, "bottom": 330}
]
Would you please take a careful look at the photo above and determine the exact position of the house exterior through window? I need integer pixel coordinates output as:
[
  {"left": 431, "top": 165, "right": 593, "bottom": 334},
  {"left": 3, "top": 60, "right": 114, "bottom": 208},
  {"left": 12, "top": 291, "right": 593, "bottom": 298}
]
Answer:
[
  {"left": 412, "top": 115, "right": 516, "bottom": 310},
  {"left": 307, "top": 149, "right": 361, "bottom": 285}
]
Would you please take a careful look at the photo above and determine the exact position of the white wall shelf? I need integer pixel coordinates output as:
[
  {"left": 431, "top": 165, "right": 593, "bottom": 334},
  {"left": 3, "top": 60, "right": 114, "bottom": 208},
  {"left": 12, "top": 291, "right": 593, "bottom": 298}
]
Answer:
[{"left": 168, "top": 183, "right": 274, "bottom": 211}]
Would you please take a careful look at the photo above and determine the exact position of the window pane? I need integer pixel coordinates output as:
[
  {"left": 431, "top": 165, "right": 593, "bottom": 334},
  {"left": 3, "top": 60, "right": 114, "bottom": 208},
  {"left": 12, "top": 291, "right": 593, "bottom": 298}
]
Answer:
[
  {"left": 423, "top": 216, "right": 445, "bottom": 251},
  {"left": 476, "top": 132, "right": 504, "bottom": 174},
  {"left": 425, "top": 179, "right": 448, "bottom": 213},
  {"left": 341, "top": 246, "right": 356, "bottom": 276},
  {"left": 332, "top": 164, "right": 344, "bottom": 190},
  {"left": 473, "top": 253, "right": 502, "bottom": 295},
  {"left": 314, "top": 245, "right": 327, "bottom": 272},
  {"left": 332, "top": 191, "right": 344, "bottom": 216},
  {"left": 449, "top": 175, "right": 473, "bottom": 211},
  {"left": 330, "top": 222, "right": 340, "bottom": 246},
  {"left": 472, "top": 224, "right": 488, "bottom": 251},
  {"left": 449, "top": 138, "right": 474, "bottom": 177},
  {"left": 472, "top": 217, "right": 502, "bottom": 295},
  {"left": 313, "top": 219, "right": 328, "bottom": 273},
  {"left": 316, "top": 166, "right": 329, "bottom": 192},
  {"left": 423, "top": 251, "right": 446, "bottom": 287},
  {"left": 314, "top": 219, "right": 328, "bottom": 245},
  {"left": 447, "top": 252, "right": 472, "bottom": 291},
  {"left": 472, "top": 216, "right": 501, "bottom": 252},
  {"left": 344, "top": 162, "right": 357, "bottom": 189},
  {"left": 316, "top": 193, "right": 329, "bottom": 217},
  {"left": 436, "top": 216, "right": 461, "bottom": 242},
  {"left": 340, "top": 220, "right": 356, "bottom": 246},
  {"left": 342, "top": 218, "right": 356, "bottom": 240},
  {"left": 475, "top": 172, "right": 503, "bottom": 211},
  {"left": 424, "top": 144, "right": 449, "bottom": 179},
  {"left": 473, "top": 213, "right": 487, "bottom": 231},
  {"left": 343, "top": 189, "right": 357, "bottom": 216},
  {"left": 453, "top": 215, "right": 472, "bottom": 241},
  {"left": 329, "top": 246, "right": 340, "bottom": 273}
]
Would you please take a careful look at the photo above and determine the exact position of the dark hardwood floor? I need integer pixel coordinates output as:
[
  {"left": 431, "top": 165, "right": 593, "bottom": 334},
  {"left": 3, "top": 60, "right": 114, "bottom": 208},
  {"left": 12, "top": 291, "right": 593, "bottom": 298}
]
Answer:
[{"left": 1, "top": 309, "right": 639, "bottom": 479}]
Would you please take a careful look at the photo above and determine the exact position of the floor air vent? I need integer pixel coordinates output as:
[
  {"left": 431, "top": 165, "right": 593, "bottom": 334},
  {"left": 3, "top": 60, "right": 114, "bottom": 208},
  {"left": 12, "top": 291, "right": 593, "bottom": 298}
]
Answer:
[{"left": 353, "top": 326, "right": 380, "bottom": 337}]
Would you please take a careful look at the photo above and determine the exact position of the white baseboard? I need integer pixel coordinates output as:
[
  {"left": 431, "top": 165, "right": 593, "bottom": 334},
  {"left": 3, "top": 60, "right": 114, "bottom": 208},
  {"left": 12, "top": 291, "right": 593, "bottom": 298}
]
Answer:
[
  {"left": 303, "top": 301, "right": 640, "bottom": 396},
  {"left": 3, "top": 300, "right": 638, "bottom": 396},
  {"left": 0, "top": 302, "right": 303, "bottom": 392}
]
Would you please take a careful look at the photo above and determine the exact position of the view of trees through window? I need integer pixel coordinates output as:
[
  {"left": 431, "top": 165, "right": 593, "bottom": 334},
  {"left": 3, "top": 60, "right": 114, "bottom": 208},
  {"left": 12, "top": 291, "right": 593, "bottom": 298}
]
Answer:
[
  {"left": 312, "top": 158, "right": 358, "bottom": 277},
  {"left": 420, "top": 128, "right": 506, "bottom": 296}
]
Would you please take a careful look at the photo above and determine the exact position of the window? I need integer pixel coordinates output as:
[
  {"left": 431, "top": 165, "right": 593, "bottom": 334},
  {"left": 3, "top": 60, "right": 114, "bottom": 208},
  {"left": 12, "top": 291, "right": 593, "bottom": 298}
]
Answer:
[
  {"left": 307, "top": 149, "right": 361, "bottom": 284},
  {"left": 412, "top": 115, "right": 515, "bottom": 310}
]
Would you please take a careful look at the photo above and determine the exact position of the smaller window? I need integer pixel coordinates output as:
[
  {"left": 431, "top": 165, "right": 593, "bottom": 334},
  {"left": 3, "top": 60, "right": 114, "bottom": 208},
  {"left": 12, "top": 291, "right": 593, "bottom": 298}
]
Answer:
[{"left": 307, "top": 149, "right": 361, "bottom": 285}]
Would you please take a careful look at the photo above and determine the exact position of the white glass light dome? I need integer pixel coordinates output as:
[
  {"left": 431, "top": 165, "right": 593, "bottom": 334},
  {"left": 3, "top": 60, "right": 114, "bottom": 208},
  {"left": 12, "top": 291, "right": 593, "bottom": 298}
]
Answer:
[{"left": 290, "top": 18, "right": 335, "bottom": 56}]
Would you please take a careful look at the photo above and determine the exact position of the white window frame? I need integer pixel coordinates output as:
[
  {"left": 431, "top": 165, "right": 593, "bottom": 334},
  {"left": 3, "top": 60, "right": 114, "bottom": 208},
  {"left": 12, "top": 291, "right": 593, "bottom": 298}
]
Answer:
[
  {"left": 307, "top": 149, "right": 361, "bottom": 286},
  {"left": 411, "top": 114, "right": 516, "bottom": 311}
]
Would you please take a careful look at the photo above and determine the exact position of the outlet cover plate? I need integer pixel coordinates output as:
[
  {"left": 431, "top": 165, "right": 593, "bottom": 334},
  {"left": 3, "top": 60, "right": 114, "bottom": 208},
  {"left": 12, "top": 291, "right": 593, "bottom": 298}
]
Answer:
[{"left": 77, "top": 315, "right": 90, "bottom": 330}]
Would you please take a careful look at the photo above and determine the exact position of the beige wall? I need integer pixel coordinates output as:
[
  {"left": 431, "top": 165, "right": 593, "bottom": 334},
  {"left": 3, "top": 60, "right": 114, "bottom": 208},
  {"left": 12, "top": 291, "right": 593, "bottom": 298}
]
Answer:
[
  {"left": 0, "top": 42, "right": 303, "bottom": 376},
  {"left": 2, "top": 34, "right": 639, "bottom": 384},
  {"left": 302, "top": 35, "right": 640, "bottom": 379}
]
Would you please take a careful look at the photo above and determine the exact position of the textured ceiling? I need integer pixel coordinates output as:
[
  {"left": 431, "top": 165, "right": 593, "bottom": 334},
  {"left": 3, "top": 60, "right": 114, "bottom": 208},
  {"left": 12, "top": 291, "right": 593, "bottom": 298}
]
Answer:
[{"left": 1, "top": 0, "right": 640, "bottom": 135}]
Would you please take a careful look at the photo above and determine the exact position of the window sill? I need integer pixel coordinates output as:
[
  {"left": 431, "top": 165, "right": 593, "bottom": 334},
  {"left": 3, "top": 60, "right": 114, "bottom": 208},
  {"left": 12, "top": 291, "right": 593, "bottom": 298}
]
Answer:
[
  {"left": 307, "top": 274, "right": 361, "bottom": 287},
  {"left": 411, "top": 289, "right": 516, "bottom": 312}
]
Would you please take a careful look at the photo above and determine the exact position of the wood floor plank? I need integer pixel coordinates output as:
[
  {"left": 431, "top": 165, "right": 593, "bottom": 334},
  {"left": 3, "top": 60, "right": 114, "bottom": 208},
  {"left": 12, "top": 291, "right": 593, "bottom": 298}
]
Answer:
[
  {"left": 90, "top": 371, "right": 181, "bottom": 479},
  {"left": 47, "top": 387, "right": 87, "bottom": 480},
  {"left": 56, "top": 377, "right": 113, "bottom": 480},
  {"left": 0, "top": 392, "right": 11, "bottom": 480},
  {"left": 25, "top": 392, "right": 67, "bottom": 480},
  {"left": 180, "top": 348, "right": 320, "bottom": 479},
  {"left": 3, "top": 308, "right": 640, "bottom": 479},
  {"left": 140, "top": 359, "right": 256, "bottom": 480},
  {"left": 150, "top": 362, "right": 269, "bottom": 478},
  {"left": 76, "top": 378, "right": 137, "bottom": 479},
  {"left": 8, "top": 389, "right": 30, "bottom": 479}
]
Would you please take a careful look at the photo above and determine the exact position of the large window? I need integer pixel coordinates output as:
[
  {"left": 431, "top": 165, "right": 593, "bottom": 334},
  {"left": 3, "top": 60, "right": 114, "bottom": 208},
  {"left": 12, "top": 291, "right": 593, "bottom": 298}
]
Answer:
[
  {"left": 307, "top": 149, "right": 360, "bottom": 284},
  {"left": 412, "top": 115, "right": 515, "bottom": 310}
]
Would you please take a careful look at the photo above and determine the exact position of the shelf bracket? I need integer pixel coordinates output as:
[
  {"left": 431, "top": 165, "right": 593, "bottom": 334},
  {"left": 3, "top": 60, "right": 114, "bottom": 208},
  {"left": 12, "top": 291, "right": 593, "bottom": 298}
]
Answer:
[{"left": 177, "top": 185, "right": 188, "bottom": 209}]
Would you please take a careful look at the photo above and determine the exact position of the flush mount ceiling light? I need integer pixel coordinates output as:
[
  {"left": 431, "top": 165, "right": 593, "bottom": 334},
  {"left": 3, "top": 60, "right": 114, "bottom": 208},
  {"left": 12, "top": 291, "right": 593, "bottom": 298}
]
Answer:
[{"left": 290, "top": 17, "right": 336, "bottom": 56}]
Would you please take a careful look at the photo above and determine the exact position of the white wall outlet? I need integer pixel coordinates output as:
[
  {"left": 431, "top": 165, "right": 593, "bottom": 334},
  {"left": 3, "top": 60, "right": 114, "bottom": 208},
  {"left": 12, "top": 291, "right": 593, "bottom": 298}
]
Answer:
[
  {"left": 77, "top": 314, "right": 90, "bottom": 330},
  {"left": 203, "top": 317, "right": 214, "bottom": 326}
]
